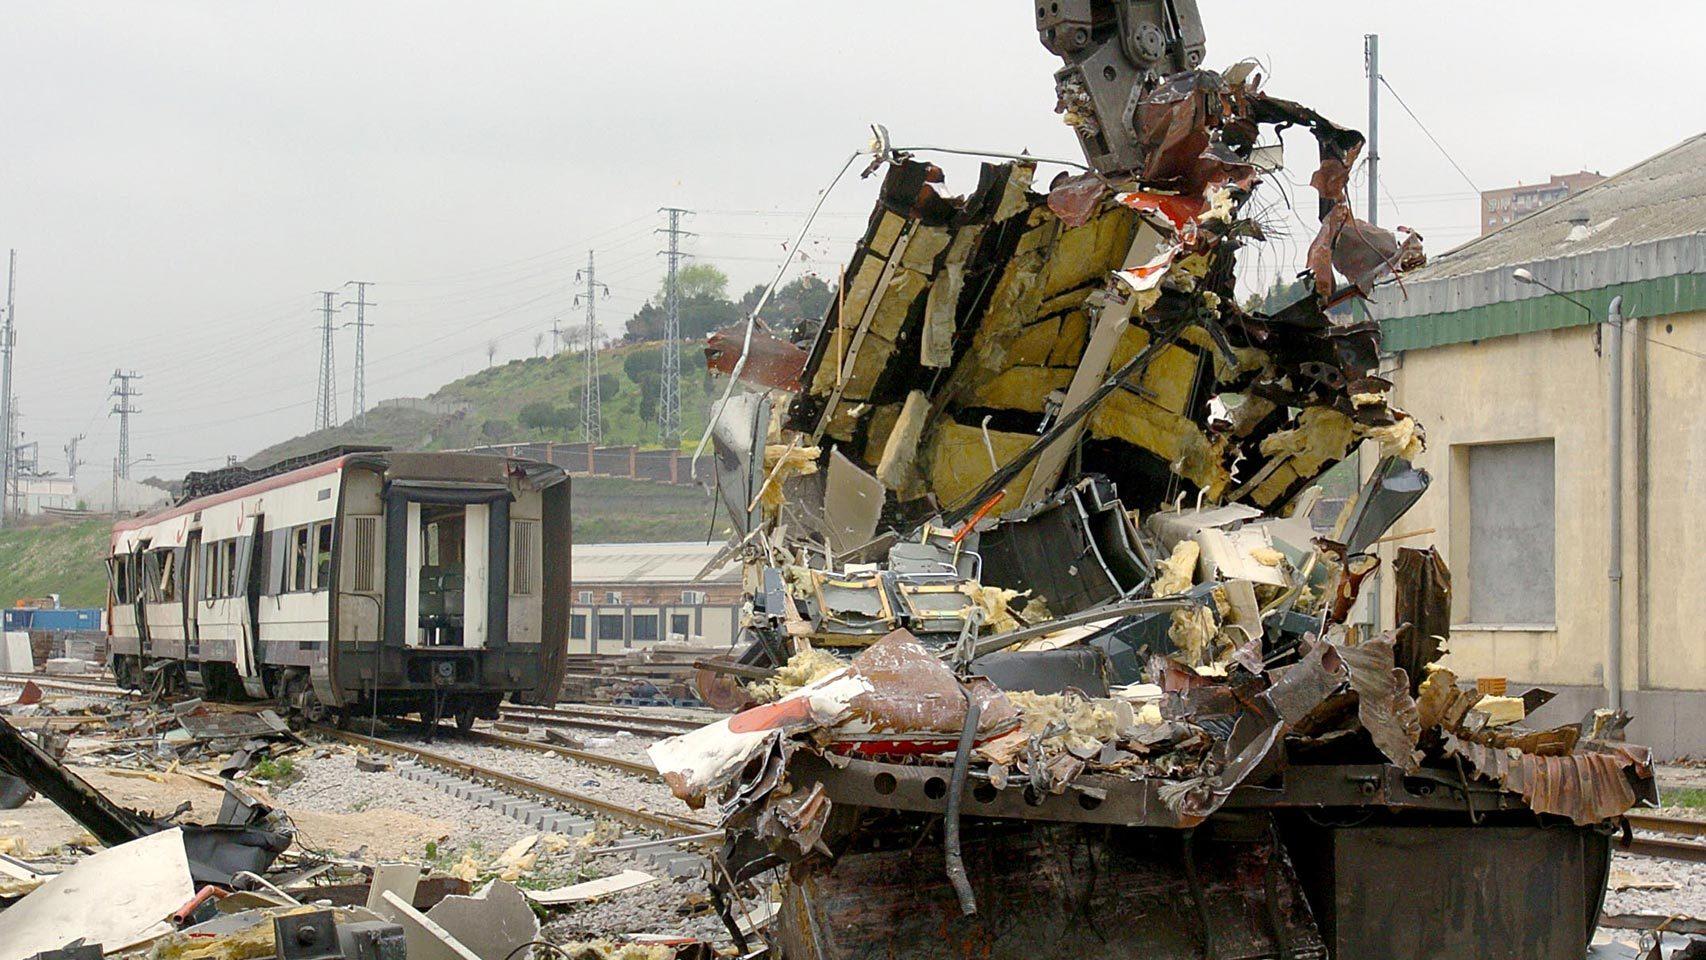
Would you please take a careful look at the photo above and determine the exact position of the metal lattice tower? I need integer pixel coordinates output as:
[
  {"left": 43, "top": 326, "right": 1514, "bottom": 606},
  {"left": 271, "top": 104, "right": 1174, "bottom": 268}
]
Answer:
[
  {"left": 574, "top": 250, "right": 609, "bottom": 446},
  {"left": 657, "top": 207, "right": 693, "bottom": 446},
  {"left": 0, "top": 251, "right": 15, "bottom": 526},
  {"left": 109, "top": 370, "right": 142, "bottom": 479},
  {"left": 314, "top": 292, "right": 340, "bottom": 431},
  {"left": 343, "top": 281, "right": 375, "bottom": 423},
  {"left": 64, "top": 433, "right": 85, "bottom": 480}
]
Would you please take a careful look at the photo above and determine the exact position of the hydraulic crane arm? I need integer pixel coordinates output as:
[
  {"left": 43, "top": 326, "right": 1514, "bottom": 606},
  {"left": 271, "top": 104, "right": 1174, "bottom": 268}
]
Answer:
[{"left": 1033, "top": 0, "right": 1208, "bottom": 175}]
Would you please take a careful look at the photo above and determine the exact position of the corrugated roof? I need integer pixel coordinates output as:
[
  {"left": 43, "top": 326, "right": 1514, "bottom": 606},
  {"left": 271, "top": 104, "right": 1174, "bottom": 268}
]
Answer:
[
  {"left": 573, "top": 541, "right": 741, "bottom": 584},
  {"left": 1410, "top": 133, "right": 1706, "bottom": 282},
  {"left": 1374, "top": 133, "right": 1706, "bottom": 350}
]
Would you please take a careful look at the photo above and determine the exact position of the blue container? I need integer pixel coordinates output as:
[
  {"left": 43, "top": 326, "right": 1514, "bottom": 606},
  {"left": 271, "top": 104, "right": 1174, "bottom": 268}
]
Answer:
[
  {"left": 30, "top": 609, "right": 101, "bottom": 631},
  {"left": 1, "top": 609, "right": 31, "bottom": 632}
]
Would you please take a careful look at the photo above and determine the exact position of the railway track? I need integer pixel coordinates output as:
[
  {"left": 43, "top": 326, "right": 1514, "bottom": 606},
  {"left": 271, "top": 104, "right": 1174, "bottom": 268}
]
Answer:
[
  {"left": 465, "top": 726, "right": 660, "bottom": 780},
  {"left": 0, "top": 672, "right": 130, "bottom": 699},
  {"left": 497, "top": 703, "right": 707, "bottom": 739},
  {"left": 1622, "top": 811, "right": 1706, "bottom": 863},
  {"left": 320, "top": 726, "right": 707, "bottom": 837}
]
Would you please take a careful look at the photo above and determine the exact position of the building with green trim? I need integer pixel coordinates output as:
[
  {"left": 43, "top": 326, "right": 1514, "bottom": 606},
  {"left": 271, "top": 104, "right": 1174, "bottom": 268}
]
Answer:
[{"left": 1370, "top": 133, "right": 1706, "bottom": 758}]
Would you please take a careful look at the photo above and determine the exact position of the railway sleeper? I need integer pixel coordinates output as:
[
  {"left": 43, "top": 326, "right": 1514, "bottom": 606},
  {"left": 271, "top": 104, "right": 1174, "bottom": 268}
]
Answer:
[{"left": 391, "top": 759, "right": 709, "bottom": 878}]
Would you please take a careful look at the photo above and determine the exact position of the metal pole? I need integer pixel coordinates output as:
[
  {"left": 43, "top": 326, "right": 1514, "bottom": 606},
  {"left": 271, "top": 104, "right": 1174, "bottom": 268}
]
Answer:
[
  {"left": 1365, "top": 35, "right": 1379, "bottom": 227},
  {"left": 1360, "top": 35, "right": 1381, "bottom": 629},
  {"left": 1606, "top": 295, "right": 1625, "bottom": 713},
  {"left": 0, "top": 250, "right": 15, "bottom": 529}
]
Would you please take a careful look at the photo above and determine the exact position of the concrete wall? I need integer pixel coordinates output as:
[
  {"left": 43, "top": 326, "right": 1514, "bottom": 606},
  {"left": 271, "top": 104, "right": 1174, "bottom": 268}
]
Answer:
[{"left": 1383, "top": 307, "right": 1706, "bottom": 758}]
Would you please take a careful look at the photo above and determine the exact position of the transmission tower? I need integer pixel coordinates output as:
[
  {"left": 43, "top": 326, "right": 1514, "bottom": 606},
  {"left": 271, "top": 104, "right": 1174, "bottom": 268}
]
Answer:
[
  {"left": 109, "top": 370, "right": 142, "bottom": 479},
  {"left": 314, "top": 292, "right": 340, "bottom": 431},
  {"left": 64, "top": 433, "right": 85, "bottom": 480},
  {"left": 574, "top": 251, "right": 610, "bottom": 445},
  {"left": 342, "top": 281, "right": 375, "bottom": 423},
  {"left": 657, "top": 207, "right": 694, "bottom": 446}
]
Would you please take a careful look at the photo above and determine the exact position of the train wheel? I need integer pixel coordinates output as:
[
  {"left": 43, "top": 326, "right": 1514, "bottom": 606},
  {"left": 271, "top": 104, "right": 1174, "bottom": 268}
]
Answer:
[{"left": 454, "top": 703, "right": 477, "bottom": 734}]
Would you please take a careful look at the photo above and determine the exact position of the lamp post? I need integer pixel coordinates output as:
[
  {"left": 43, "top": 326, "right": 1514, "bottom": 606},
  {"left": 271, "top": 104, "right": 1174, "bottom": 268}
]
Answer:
[{"left": 1512, "top": 268, "right": 1626, "bottom": 715}]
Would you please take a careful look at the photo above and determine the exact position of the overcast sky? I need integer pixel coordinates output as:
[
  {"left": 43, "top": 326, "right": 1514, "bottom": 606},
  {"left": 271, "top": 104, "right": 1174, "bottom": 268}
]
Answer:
[{"left": 1, "top": 2, "right": 1698, "bottom": 480}]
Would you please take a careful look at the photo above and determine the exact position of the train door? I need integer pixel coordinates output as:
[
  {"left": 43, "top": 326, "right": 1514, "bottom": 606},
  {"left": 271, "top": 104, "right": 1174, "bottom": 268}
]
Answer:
[
  {"left": 185, "top": 530, "right": 201, "bottom": 654},
  {"left": 234, "top": 514, "right": 267, "bottom": 696},
  {"left": 387, "top": 486, "right": 509, "bottom": 650}
]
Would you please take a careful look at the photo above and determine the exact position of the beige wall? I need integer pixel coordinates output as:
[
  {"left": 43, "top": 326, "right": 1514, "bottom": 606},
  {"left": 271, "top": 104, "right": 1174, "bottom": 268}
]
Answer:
[{"left": 1383, "top": 307, "right": 1706, "bottom": 754}]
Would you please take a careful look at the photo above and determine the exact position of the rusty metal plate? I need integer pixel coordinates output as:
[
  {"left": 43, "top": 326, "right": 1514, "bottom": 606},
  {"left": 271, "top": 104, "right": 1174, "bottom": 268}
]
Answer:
[
  {"left": 1303, "top": 824, "right": 1606, "bottom": 960},
  {"left": 776, "top": 822, "right": 1324, "bottom": 960}
]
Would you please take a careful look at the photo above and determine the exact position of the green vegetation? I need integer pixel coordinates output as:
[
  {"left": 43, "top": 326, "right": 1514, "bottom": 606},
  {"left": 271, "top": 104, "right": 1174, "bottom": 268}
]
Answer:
[
  {"left": 1666, "top": 787, "right": 1706, "bottom": 810},
  {"left": 0, "top": 518, "right": 110, "bottom": 609},
  {"left": 250, "top": 755, "right": 301, "bottom": 788},
  {"left": 571, "top": 475, "right": 726, "bottom": 543},
  {"left": 246, "top": 340, "right": 721, "bottom": 467}
]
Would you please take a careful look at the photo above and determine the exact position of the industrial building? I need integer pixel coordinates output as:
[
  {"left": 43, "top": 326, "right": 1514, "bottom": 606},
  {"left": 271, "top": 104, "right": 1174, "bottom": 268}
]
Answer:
[
  {"left": 1373, "top": 132, "right": 1706, "bottom": 758},
  {"left": 567, "top": 541, "right": 742, "bottom": 653}
]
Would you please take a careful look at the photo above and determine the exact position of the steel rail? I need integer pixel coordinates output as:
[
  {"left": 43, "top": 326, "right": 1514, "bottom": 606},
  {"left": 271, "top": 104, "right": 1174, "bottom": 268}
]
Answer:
[
  {"left": 1620, "top": 834, "right": 1706, "bottom": 864},
  {"left": 462, "top": 727, "right": 661, "bottom": 781},
  {"left": 498, "top": 705, "right": 705, "bottom": 738},
  {"left": 1627, "top": 812, "right": 1706, "bottom": 839},
  {"left": 0, "top": 673, "right": 130, "bottom": 699},
  {"left": 320, "top": 727, "right": 708, "bottom": 837}
]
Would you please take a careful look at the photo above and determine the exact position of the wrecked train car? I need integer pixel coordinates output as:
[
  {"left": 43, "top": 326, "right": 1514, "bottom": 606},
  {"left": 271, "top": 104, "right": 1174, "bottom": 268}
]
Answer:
[{"left": 660, "top": 10, "right": 1655, "bottom": 960}]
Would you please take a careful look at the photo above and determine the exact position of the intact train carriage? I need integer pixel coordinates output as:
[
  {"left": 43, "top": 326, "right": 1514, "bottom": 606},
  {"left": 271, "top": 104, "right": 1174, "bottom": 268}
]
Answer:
[{"left": 106, "top": 450, "right": 570, "bottom": 727}]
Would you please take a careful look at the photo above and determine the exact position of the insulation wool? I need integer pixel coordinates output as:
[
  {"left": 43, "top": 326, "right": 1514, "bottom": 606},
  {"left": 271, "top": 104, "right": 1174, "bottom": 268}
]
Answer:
[
  {"left": 746, "top": 646, "right": 847, "bottom": 702},
  {"left": 1006, "top": 690, "right": 1131, "bottom": 756},
  {"left": 1154, "top": 540, "right": 1200, "bottom": 596}
]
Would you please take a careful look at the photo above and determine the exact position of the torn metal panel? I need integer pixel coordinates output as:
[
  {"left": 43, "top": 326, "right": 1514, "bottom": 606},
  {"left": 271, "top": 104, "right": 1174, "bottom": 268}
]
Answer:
[
  {"left": 1445, "top": 734, "right": 1646, "bottom": 826},
  {"left": 1336, "top": 635, "right": 1423, "bottom": 772},
  {"left": 1393, "top": 547, "right": 1451, "bottom": 692},
  {"left": 705, "top": 326, "right": 807, "bottom": 392}
]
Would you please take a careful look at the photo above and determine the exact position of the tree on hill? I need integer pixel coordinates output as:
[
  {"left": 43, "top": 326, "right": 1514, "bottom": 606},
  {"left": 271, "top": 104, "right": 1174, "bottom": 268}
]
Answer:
[{"left": 738, "top": 274, "right": 835, "bottom": 338}]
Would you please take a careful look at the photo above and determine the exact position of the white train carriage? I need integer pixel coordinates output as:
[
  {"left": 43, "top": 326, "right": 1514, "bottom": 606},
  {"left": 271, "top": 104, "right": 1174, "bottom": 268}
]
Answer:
[{"left": 107, "top": 450, "right": 571, "bottom": 726}]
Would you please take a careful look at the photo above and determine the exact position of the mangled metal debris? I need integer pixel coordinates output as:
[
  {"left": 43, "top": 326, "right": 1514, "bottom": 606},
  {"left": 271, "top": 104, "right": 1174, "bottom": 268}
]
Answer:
[{"left": 671, "top": 4, "right": 1659, "bottom": 957}]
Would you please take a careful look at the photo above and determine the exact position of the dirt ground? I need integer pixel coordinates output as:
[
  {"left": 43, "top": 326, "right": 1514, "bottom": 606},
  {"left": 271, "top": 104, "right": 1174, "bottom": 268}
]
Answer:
[{"left": 0, "top": 764, "right": 460, "bottom": 860}]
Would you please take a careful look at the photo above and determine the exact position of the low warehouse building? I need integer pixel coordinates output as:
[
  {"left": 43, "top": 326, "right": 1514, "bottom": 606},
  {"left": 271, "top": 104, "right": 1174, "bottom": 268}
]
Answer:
[
  {"left": 1373, "top": 132, "right": 1706, "bottom": 758},
  {"left": 568, "top": 541, "right": 742, "bottom": 654}
]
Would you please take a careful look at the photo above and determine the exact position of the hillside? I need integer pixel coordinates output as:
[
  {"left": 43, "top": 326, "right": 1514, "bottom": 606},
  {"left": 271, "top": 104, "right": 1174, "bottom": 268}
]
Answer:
[
  {"left": 248, "top": 341, "right": 719, "bottom": 467},
  {"left": 0, "top": 518, "right": 111, "bottom": 609},
  {"left": 571, "top": 475, "right": 725, "bottom": 543}
]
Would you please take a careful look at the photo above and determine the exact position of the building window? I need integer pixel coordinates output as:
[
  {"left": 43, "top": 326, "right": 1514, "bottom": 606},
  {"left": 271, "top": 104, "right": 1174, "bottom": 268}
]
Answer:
[
  {"left": 681, "top": 589, "right": 707, "bottom": 605},
  {"left": 671, "top": 613, "right": 691, "bottom": 640},
  {"left": 570, "top": 613, "right": 586, "bottom": 640},
  {"left": 577, "top": 590, "right": 594, "bottom": 603},
  {"left": 632, "top": 614, "right": 658, "bottom": 642},
  {"left": 604, "top": 590, "right": 623, "bottom": 604},
  {"left": 597, "top": 613, "right": 625, "bottom": 642},
  {"left": 1463, "top": 440, "right": 1556, "bottom": 625}
]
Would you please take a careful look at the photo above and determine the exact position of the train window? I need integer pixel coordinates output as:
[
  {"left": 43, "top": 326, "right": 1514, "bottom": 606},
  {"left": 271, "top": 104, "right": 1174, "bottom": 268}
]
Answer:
[
  {"left": 632, "top": 614, "right": 658, "bottom": 642},
  {"left": 113, "top": 558, "right": 131, "bottom": 604},
  {"left": 510, "top": 520, "right": 538, "bottom": 596},
  {"left": 224, "top": 541, "right": 240, "bottom": 597},
  {"left": 570, "top": 614, "right": 587, "bottom": 640},
  {"left": 158, "top": 550, "right": 177, "bottom": 602},
  {"left": 202, "top": 542, "right": 218, "bottom": 600},
  {"left": 313, "top": 521, "right": 333, "bottom": 590},
  {"left": 290, "top": 526, "right": 310, "bottom": 592}
]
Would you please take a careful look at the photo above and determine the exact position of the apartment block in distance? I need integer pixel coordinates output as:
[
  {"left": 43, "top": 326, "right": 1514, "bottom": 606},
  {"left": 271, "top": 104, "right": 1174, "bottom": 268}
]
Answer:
[{"left": 1480, "top": 171, "right": 1605, "bottom": 235}]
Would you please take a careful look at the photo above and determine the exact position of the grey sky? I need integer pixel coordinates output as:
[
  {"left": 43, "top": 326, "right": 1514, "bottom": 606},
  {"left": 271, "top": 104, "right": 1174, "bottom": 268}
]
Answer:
[{"left": 1, "top": 2, "right": 1698, "bottom": 478}]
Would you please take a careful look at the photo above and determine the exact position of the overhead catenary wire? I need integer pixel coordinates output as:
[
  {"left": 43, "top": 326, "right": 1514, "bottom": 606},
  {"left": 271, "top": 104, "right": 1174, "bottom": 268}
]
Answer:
[{"left": 1378, "top": 74, "right": 1482, "bottom": 195}]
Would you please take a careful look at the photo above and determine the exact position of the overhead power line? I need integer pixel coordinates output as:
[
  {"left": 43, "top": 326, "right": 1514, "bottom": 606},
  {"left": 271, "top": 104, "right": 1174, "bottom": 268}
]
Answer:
[{"left": 1378, "top": 74, "right": 1483, "bottom": 195}]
